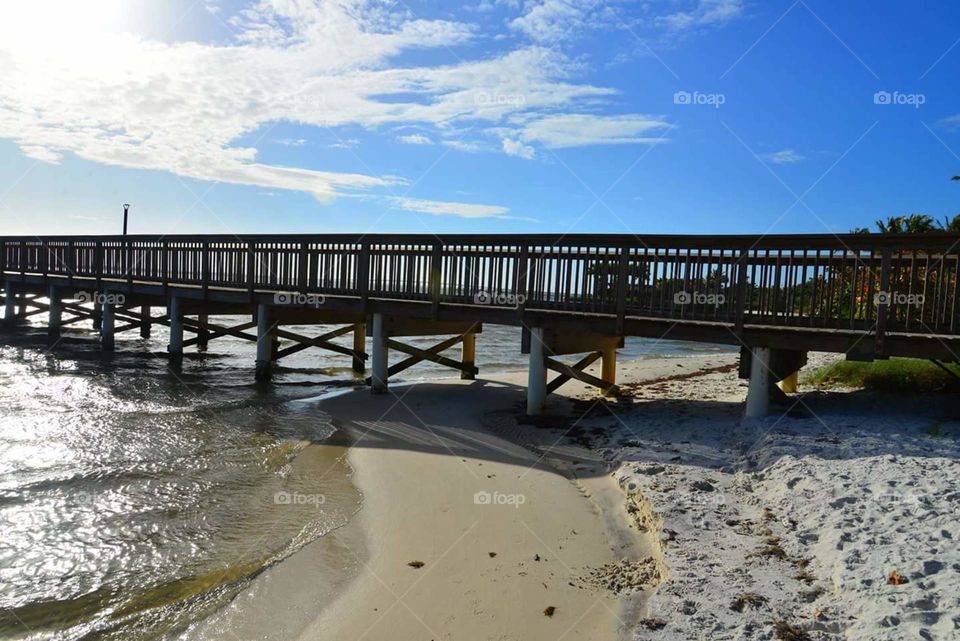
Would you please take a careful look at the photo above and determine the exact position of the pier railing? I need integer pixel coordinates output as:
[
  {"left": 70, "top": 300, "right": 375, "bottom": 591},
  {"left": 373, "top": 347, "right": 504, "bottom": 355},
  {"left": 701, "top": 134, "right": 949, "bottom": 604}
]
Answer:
[{"left": 4, "top": 233, "right": 960, "bottom": 336}]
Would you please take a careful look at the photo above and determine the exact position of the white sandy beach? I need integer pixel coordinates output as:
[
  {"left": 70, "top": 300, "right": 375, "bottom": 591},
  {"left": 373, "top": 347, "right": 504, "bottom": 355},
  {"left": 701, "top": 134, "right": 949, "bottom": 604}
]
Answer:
[{"left": 197, "top": 351, "right": 959, "bottom": 641}]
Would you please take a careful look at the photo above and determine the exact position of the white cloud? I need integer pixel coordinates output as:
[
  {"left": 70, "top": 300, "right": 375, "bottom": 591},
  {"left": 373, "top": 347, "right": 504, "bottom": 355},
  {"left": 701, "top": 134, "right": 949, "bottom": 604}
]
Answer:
[
  {"left": 397, "top": 134, "right": 434, "bottom": 145},
  {"left": 392, "top": 196, "right": 514, "bottom": 219},
  {"left": 761, "top": 149, "right": 805, "bottom": 164},
  {"left": 938, "top": 114, "right": 960, "bottom": 130},
  {"left": 509, "top": 0, "right": 605, "bottom": 44},
  {"left": 502, "top": 137, "right": 535, "bottom": 159},
  {"left": 656, "top": 0, "right": 745, "bottom": 32},
  {"left": 519, "top": 114, "right": 671, "bottom": 148},
  {"left": 19, "top": 145, "right": 64, "bottom": 164},
  {"left": 442, "top": 140, "right": 483, "bottom": 153},
  {"left": 0, "top": 1, "right": 706, "bottom": 203}
]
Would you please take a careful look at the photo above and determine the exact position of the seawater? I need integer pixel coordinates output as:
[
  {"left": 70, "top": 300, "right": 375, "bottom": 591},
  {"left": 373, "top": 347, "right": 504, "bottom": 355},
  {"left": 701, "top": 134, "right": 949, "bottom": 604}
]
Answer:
[{"left": 0, "top": 314, "right": 732, "bottom": 640}]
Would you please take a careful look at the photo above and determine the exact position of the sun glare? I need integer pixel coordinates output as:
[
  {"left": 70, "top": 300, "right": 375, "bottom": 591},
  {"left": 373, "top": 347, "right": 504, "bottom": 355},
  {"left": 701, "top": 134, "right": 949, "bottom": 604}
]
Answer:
[{"left": 0, "top": 0, "right": 122, "bottom": 53}]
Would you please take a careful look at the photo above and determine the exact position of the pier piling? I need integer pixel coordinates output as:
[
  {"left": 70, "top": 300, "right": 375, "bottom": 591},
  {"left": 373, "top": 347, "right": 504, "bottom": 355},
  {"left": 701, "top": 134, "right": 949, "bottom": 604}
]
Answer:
[
  {"left": 370, "top": 313, "right": 388, "bottom": 393},
  {"left": 526, "top": 327, "right": 546, "bottom": 415},
  {"left": 168, "top": 297, "right": 183, "bottom": 369},
  {"left": 100, "top": 301, "right": 115, "bottom": 351},
  {"left": 47, "top": 286, "right": 62, "bottom": 338},
  {"left": 745, "top": 347, "right": 770, "bottom": 418}
]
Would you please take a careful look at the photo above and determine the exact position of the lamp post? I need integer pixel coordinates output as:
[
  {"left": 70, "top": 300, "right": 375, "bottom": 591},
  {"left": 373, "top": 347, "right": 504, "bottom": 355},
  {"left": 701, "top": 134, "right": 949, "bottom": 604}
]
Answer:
[{"left": 122, "top": 203, "right": 130, "bottom": 235}]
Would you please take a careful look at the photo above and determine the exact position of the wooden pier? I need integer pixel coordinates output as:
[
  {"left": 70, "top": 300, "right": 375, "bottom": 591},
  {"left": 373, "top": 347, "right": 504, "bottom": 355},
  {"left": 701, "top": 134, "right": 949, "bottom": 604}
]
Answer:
[{"left": 3, "top": 232, "right": 960, "bottom": 415}]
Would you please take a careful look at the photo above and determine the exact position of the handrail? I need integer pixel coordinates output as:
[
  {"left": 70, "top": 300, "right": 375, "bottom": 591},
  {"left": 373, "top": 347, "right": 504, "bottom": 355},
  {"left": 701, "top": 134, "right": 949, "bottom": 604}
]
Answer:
[{"left": 3, "top": 233, "right": 960, "bottom": 338}]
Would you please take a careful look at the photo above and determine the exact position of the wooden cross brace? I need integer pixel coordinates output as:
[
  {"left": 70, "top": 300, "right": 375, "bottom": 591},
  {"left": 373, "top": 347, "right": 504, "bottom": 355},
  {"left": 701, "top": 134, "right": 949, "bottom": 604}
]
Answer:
[
  {"left": 273, "top": 325, "right": 364, "bottom": 361},
  {"left": 364, "top": 333, "right": 476, "bottom": 385},
  {"left": 545, "top": 351, "right": 618, "bottom": 395}
]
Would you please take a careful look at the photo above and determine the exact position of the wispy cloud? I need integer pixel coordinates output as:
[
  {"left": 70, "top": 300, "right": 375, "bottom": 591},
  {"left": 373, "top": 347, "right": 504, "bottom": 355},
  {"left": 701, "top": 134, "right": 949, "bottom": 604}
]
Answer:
[
  {"left": 938, "top": 114, "right": 960, "bottom": 131},
  {"left": 397, "top": 134, "right": 435, "bottom": 145},
  {"left": 519, "top": 114, "right": 672, "bottom": 148},
  {"left": 392, "top": 196, "right": 525, "bottom": 220},
  {"left": 761, "top": 149, "right": 805, "bottom": 164},
  {"left": 655, "top": 0, "right": 745, "bottom": 32}
]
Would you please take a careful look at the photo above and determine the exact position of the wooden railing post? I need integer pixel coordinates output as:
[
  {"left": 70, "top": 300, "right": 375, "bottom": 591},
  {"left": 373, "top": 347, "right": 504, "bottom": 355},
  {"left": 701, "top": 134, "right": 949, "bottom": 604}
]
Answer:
[
  {"left": 67, "top": 240, "right": 75, "bottom": 284},
  {"left": 95, "top": 240, "right": 103, "bottom": 288},
  {"left": 298, "top": 241, "right": 309, "bottom": 294},
  {"left": 126, "top": 238, "right": 134, "bottom": 290},
  {"left": 161, "top": 239, "right": 169, "bottom": 292},
  {"left": 41, "top": 240, "right": 48, "bottom": 282},
  {"left": 615, "top": 245, "right": 629, "bottom": 335},
  {"left": 430, "top": 241, "right": 442, "bottom": 318},
  {"left": 201, "top": 240, "right": 210, "bottom": 296},
  {"left": 734, "top": 247, "right": 750, "bottom": 336},
  {"left": 516, "top": 243, "right": 529, "bottom": 320},
  {"left": 875, "top": 248, "right": 892, "bottom": 357},
  {"left": 358, "top": 240, "right": 371, "bottom": 310},
  {"left": 246, "top": 240, "right": 256, "bottom": 299}
]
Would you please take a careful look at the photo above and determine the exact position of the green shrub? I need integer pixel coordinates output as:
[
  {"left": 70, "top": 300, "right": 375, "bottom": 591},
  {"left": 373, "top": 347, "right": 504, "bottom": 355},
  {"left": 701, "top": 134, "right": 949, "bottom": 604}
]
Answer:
[{"left": 807, "top": 358, "right": 960, "bottom": 393}]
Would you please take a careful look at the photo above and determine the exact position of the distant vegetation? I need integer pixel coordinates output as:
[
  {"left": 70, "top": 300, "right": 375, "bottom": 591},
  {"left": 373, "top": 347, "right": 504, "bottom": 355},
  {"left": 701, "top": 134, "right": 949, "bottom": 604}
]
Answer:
[
  {"left": 849, "top": 176, "right": 960, "bottom": 234},
  {"left": 807, "top": 358, "right": 960, "bottom": 393}
]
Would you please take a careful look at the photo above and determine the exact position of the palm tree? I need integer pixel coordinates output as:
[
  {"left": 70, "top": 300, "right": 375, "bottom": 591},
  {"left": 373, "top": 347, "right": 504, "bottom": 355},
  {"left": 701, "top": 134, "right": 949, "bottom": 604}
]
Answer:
[{"left": 874, "top": 214, "right": 938, "bottom": 234}]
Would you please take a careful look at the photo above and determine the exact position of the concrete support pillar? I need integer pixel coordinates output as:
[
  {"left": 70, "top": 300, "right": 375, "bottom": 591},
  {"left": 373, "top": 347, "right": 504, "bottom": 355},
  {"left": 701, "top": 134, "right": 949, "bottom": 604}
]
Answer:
[
  {"left": 255, "top": 304, "right": 276, "bottom": 381},
  {"left": 601, "top": 346, "right": 617, "bottom": 397},
  {"left": 3, "top": 282, "right": 15, "bottom": 327},
  {"left": 92, "top": 302, "right": 103, "bottom": 331},
  {"left": 48, "top": 286, "right": 62, "bottom": 338},
  {"left": 167, "top": 297, "right": 183, "bottom": 369},
  {"left": 100, "top": 301, "right": 115, "bottom": 351},
  {"left": 140, "top": 305, "right": 152, "bottom": 339},
  {"left": 745, "top": 347, "right": 771, "bottom": 418},
  {"left": 460, "top": 331, "right": 477, "bottom": 381},
  {"left": 777, "top": 370, "right": 799, "bottom": 394},
  {"left": 197, "top": 314, "right": 209, "bottom": 351},
  {"left": 352, "top": 323, "right": 366, "bottom": 374},
  {"left": 371, "top": 313, "right": 388, "bottom": 394},
  {"left": 526, "top": 327, "right": 547, "bottom": 415}
]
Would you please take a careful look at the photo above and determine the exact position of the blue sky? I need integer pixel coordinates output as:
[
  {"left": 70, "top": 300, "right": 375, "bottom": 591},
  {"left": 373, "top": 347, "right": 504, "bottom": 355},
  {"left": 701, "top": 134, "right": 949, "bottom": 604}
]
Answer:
[{"left": 0, "top": 0, "right": 958, "bottom": 237}]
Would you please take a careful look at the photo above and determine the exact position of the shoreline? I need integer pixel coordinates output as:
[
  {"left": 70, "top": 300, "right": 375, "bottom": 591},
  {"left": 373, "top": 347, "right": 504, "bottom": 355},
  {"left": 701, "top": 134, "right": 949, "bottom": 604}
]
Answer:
[
  {"left": 188, "top": 347, "right": 960, "bottom": 641},
  {"left": 187, "top": 352, "right": 738, "bottom": 641},
  {"left": 298, "top": 369, "right": 664, "bottom": 641}
]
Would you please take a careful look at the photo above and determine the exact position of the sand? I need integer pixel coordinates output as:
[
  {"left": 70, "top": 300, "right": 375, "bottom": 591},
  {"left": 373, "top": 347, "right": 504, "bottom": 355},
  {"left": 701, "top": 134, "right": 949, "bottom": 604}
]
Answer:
[
  {"left": 298, "top": 377, "right": 657, "bottom": 641},
  {"left": 196, "top": 350, "right": 960, "bottom": 641}
]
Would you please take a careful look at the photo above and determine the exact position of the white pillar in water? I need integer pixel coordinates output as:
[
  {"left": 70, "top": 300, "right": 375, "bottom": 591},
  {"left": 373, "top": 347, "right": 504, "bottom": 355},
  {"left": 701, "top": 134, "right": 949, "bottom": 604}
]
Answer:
[
  {"left": 745, "top": 346, "right": 770, "bottom": 418},
  {"left": 100, "top": 298, "right": 115, "bottom": 351},
  {"left": 167, "top": 296, "right": 183, "bottom": 368},
  {"left": 4, "top": 282, "right": 16, "bottom": 326},
  {"left": 255, "top": 303, "right": 275, "bottom": 381},
  {"left": 48, "top": 285, "right": 62, "bottom": 338},
  {"left": 370, "top": 313, "right": 388, "bottom": 394},
  {"left": 526, "top": 327, "right": 547, "bottom": 415}
]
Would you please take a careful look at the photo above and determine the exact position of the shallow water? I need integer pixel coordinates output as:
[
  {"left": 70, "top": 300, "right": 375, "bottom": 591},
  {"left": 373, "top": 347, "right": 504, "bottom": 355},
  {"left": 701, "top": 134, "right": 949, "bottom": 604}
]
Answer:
[{"left": 0, "top": 314, "right": 732, "bottom": 640}]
